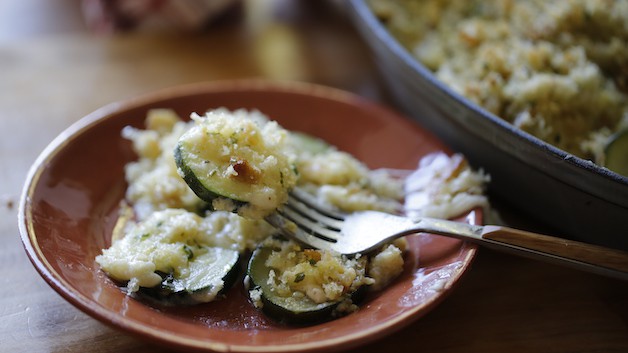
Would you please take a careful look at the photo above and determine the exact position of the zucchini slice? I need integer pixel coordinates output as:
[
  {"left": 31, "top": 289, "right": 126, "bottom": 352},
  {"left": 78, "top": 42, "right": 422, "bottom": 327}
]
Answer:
[
  {"left": 246, "top": 239, "right": 369, "bottom": 325},
  {"left": 603, "top": 129, "right": 628, "bottom": 176},
  {"left": 288, "top": 131, "right": 332, "bottom": 155},
  {"left": 174, "top": 110, "right": 298, "bottom": 219},
  {"left": 97, "top": 208, "right": 243, "bottom": 305},
  {"left": 140, "top": 247, "right": 240, "bottom": 305},
  {"left": 174, "top": 142, "right": 247, "bottom": 207}
]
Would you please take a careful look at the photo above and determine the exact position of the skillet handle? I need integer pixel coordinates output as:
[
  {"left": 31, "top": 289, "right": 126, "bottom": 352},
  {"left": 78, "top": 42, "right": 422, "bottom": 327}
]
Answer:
[{"left": 480, "top": 225, "right": 628, "bottom": 280}]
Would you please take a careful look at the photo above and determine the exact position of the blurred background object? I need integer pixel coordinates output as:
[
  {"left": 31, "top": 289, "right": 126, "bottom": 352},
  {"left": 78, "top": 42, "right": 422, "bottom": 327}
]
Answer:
[{"left": 81, "top": 0, "right": 240, "bottom": 33}]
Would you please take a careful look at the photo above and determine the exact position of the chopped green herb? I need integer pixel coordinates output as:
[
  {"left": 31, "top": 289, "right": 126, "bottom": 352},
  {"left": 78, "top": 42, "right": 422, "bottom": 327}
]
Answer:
[
  {"left": 183, "top": 245, "right": 194, "bottom": 260},
  {"left": 229, "top": 132, "right": 238, "bottom": 144},
  {"left": 294, "top": 272, "right": 305, "bottom": 283}
]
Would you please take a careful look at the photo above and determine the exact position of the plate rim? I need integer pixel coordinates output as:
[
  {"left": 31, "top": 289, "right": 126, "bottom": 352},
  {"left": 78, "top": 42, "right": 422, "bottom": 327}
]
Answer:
[{"left": 18, "top": 79, "right": 479, "bottom": 353}]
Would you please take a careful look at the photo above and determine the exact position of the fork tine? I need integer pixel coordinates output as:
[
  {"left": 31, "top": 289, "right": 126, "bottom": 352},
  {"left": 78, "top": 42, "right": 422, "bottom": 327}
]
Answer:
[
  {"left": 286, "top": 195, "right": 344, "bottom": 231},
  {"left": 289, "top": 188, "right": 346, "bottom": 221},
  {"left": 265, "top": 212, "right": 336, "bottom": 252},
  {"left": 279, "top": 206, "right": 341, "bottom": 241}
]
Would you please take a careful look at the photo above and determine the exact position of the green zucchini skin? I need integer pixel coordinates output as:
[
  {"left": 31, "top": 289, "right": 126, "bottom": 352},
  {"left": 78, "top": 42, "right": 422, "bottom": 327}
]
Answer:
[
  {"left": 289, "top": 132, "right": 332, "bottom": 155},
  {"left": 138, "top": 248, "right": 241, "bottom": 306},
  {"left": 604, "top": 129, "right": 628, "bottom": 176},
  {"left": 246, "top": 245, "right": 367, "bottom": 325},
  {"left": 174, "top": 143, "right": 247, "bottom": 210}
]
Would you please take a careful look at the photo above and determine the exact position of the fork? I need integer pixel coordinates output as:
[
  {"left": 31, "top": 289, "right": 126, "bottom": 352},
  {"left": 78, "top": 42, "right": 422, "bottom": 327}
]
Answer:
[{"left": 265, "top": 188, "right": 628, "bottom": 281}]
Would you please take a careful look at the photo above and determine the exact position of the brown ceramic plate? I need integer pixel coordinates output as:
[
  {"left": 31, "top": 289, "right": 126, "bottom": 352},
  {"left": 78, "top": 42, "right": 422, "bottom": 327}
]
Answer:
[{"left": 18, "top": 80, "right": 479, "bottom": 353}]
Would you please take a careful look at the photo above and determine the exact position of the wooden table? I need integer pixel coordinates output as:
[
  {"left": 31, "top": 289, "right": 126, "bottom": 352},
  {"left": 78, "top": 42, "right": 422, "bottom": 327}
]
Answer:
[{"left": 1, "top": 1, "right": 627, "bottom": 352}]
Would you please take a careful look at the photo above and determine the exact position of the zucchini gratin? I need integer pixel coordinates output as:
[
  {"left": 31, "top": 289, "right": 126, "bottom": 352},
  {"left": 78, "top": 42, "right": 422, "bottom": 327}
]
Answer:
[
  {"left": 96, "top": 108, "right": 490, "bottom": 324},
  {"left": 369, "top": 0, "right": 628, "bottom": 172}
]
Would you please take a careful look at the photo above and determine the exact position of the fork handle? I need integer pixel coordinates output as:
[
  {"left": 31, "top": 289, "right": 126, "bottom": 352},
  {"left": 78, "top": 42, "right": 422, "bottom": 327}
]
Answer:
[{"left": 480, "top": 225, "right": 628, "bottom": 279}]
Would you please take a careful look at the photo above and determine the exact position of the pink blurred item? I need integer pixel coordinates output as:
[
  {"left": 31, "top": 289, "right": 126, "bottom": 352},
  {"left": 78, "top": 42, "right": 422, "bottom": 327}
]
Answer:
[{"left": 82, "top": 0, "right": 238, "bottom": 32}]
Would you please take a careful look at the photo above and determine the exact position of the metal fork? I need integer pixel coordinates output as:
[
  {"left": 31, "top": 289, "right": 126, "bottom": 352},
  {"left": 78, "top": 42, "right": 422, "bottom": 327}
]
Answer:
[{"left": 265, "top": 188, "right": 628, "bottom": 281}]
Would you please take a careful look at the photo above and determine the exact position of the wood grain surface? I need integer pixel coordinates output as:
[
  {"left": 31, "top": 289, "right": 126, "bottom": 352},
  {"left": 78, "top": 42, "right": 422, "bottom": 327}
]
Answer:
[{"left": 1, "top": 1, "right": 627, "bottom": 352}]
